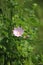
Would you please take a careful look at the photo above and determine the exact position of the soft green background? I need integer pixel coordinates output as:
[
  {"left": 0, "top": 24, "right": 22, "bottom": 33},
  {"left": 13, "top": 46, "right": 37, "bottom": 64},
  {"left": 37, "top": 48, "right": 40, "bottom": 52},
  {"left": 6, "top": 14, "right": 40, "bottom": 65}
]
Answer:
[{"left": 0, "top": 0, "right": 43, "bottom": 65}]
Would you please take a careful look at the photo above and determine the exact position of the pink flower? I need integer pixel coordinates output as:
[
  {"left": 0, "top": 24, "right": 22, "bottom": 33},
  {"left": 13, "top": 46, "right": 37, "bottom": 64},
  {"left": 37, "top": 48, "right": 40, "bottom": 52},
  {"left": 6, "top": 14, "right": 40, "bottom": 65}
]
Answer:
[{"left": 13, "top": 27, "right": 24, "bottom": 37}]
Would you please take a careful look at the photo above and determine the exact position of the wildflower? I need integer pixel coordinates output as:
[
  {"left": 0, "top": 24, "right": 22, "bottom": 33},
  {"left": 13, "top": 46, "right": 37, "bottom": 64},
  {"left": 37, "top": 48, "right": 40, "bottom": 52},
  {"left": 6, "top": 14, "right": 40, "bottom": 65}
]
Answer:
[{"left": 13, "top": 27, "right": 24, "bottom": 37}]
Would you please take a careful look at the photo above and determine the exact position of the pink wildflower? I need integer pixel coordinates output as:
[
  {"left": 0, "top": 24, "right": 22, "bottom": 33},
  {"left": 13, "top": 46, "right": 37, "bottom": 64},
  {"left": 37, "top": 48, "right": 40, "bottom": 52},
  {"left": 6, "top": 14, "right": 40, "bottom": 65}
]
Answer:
[{"left": 13, "top": 27, "right": 24, "bottom": 37}]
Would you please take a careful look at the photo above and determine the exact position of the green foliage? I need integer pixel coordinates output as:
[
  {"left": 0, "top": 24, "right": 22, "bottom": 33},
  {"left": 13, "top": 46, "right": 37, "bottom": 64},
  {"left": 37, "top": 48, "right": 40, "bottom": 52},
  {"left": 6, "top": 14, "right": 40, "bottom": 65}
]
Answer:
[{"left": 0, "top": 0, "right": 43, "bottom": 65}]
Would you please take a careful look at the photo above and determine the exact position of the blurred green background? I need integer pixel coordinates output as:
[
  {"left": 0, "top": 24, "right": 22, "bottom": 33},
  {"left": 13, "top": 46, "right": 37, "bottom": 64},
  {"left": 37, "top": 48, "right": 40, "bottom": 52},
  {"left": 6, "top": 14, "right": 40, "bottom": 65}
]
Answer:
[{"left": 0, "top": 0, "right": 43, "bottom": 65}]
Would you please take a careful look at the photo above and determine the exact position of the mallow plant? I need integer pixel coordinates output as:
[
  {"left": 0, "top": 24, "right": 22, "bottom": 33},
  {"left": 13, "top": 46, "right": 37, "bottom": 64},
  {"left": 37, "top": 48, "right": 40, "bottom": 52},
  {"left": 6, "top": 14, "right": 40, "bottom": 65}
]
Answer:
[{"left": 0, "top": 0, "right": 40, "bottom": 65}]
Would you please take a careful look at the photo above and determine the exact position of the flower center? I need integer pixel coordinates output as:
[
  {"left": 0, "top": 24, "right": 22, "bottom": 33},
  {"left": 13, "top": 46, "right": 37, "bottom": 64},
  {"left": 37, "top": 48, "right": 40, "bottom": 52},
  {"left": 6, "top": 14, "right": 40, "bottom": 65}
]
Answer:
[{"left": 17, "top": 31, "right": 21, "bottom": 35}]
